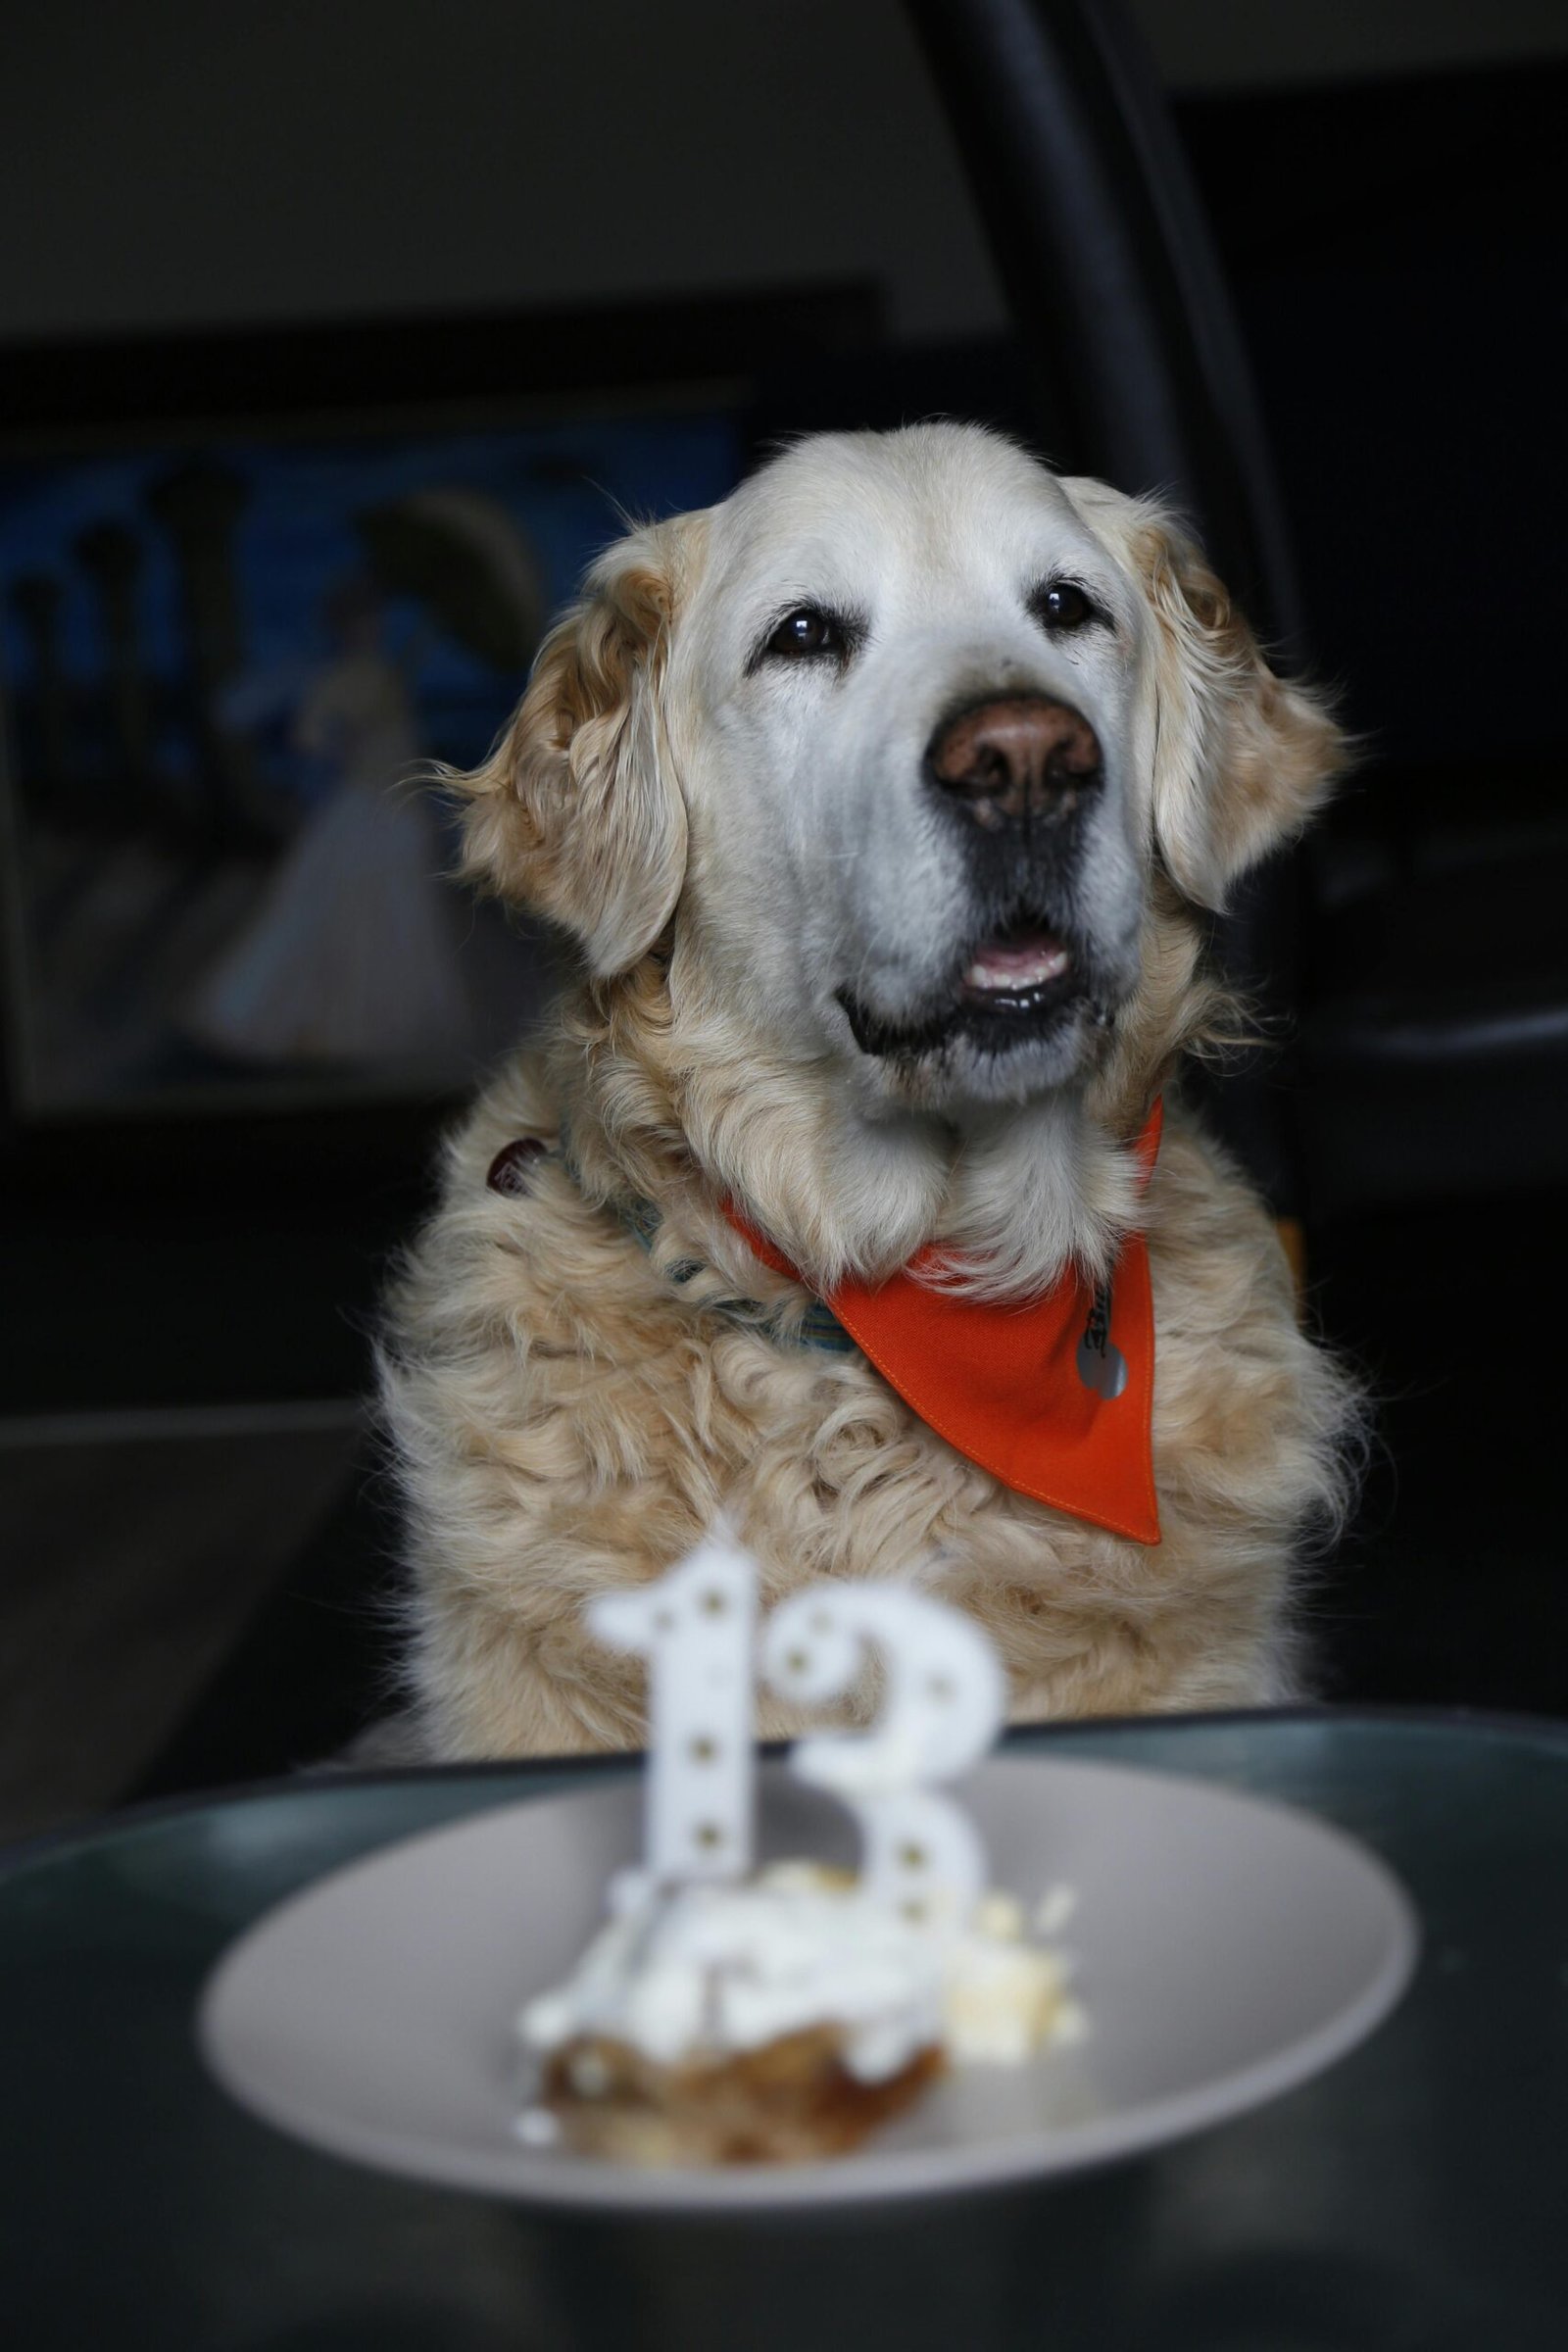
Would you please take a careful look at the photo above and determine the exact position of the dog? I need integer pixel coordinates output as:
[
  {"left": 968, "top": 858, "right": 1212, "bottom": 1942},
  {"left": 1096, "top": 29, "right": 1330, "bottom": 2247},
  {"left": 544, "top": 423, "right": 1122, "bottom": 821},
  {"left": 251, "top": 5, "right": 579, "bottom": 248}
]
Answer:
[{"left": 379, "top": 423, "right": 1358, "bottom": 1759}]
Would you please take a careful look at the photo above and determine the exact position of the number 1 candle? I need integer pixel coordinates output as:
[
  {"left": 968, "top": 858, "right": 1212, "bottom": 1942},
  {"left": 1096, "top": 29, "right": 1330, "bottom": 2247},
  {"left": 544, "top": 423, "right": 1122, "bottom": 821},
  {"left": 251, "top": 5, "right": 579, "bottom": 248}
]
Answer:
[{"left": 587, "top": 1530, "right": 758, "bottom": 1892}]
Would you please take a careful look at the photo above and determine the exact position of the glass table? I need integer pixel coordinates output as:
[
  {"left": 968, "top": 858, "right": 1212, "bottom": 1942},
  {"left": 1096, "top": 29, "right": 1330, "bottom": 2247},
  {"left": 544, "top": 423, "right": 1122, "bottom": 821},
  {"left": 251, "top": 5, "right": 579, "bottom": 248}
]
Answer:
[{"left": 4, "top": 1709, "right": 1566, "bottom": 2350}]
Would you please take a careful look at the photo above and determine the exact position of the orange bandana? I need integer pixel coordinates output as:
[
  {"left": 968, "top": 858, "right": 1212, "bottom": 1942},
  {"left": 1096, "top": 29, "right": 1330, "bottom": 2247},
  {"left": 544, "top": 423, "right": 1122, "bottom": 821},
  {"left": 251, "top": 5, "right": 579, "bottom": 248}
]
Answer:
[{"left": 724, "top": 1101, "right": 1163, "bottom": 1545}]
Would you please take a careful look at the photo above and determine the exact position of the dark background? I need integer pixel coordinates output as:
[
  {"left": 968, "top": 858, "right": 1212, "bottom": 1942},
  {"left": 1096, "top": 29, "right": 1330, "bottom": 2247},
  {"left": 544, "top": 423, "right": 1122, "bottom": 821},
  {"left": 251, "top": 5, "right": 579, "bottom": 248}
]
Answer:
[{"left": 2, "top": 0, "right": 1565, "bottom": 1839}]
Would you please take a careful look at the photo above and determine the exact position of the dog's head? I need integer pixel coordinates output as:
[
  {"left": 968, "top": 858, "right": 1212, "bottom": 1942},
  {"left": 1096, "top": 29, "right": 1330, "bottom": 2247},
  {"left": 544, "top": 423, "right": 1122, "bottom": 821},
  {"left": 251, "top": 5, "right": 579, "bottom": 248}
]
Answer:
[{"left": 460, "top": 427, "right": 1339, "bottom": 1134}]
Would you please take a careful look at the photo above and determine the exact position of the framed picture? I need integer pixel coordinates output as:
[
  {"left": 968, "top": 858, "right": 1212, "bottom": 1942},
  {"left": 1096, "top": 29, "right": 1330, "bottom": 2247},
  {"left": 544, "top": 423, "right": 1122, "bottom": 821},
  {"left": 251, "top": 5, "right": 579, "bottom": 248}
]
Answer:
[{"left": 0, "top": 286, "right": 879, "bottom": 1141}]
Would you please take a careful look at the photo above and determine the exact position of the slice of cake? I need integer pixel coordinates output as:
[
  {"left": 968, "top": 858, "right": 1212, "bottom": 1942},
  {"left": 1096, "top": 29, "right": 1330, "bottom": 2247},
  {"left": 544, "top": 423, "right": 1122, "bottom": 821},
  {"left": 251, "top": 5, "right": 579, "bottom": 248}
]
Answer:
[{"left": 518, "top": 1863, "right": 1075, "bottom": 2166}]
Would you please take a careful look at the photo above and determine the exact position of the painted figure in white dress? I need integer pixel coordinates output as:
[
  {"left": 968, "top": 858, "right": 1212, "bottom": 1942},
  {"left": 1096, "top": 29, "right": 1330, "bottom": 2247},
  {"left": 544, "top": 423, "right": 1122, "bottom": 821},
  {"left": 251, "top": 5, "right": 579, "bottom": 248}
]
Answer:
[{"left": 190, "top": 578, "right": 474, "bottom": 1070}]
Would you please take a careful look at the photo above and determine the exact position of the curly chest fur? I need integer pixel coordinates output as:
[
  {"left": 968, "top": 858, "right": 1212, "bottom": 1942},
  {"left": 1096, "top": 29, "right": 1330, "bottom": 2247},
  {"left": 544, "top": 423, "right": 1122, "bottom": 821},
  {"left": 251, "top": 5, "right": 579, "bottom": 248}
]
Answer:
[{"left": 380, "top": 1077, "right": 1353, "bottom": 1761}]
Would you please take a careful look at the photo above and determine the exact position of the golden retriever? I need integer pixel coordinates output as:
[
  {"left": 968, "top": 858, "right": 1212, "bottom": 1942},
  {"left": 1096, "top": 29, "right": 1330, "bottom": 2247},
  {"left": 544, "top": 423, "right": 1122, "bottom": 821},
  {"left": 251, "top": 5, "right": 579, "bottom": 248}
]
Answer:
[{"left": 380, "top": 424, "right": 1357, "bottom": 1758}]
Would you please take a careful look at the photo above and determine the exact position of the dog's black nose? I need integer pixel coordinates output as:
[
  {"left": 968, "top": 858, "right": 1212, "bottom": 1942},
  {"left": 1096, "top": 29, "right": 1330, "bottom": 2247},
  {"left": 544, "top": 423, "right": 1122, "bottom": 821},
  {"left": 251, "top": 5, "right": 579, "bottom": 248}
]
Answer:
[{"left": 926, "top": 695, "right": 1102, "bottom": 828}]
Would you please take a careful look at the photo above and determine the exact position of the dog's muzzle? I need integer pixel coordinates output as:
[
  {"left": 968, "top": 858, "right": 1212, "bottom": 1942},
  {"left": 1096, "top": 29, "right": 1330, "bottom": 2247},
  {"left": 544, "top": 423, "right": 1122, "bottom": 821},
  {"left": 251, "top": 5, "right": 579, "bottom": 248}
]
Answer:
[
  {"left": 835, "top": 692, "right": 1119, "bottom": 1077},
  {"left": 924, "top": 694, "right": 1102, "bottom": 834}
]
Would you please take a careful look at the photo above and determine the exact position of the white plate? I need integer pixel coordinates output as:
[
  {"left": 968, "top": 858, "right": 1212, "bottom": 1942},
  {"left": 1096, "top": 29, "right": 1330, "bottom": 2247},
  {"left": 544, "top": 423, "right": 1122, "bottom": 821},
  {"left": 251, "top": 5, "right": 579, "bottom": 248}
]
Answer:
[{"left": 198, "top": 1757, "right": 1418, "bottom": 2211}]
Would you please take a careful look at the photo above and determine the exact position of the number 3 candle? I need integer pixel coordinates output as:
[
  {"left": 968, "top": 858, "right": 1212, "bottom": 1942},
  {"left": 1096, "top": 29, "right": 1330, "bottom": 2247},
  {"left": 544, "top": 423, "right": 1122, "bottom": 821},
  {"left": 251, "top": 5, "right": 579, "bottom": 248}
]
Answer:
[{"left": 760, "top": 1580, "right": 1005, "bottom": 1929}]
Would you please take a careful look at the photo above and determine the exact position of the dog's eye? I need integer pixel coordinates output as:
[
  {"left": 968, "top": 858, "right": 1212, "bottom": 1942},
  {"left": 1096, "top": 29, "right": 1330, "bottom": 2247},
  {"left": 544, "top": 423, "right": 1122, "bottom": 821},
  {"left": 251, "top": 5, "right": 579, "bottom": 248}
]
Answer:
[
  {"left": 1032, "top": 580, "right": 1099, "bottom": 633},
  {"left": 764, "top": 606, "right": 844, "bottom": 661}
]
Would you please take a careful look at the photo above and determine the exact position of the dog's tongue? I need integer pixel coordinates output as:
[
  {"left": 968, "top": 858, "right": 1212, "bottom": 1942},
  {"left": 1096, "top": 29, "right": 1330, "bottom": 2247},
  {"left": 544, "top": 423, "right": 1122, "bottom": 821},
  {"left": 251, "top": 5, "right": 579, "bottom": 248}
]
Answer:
[{"left": 963, "top": 930, "right": 1070, "bottom": 994}]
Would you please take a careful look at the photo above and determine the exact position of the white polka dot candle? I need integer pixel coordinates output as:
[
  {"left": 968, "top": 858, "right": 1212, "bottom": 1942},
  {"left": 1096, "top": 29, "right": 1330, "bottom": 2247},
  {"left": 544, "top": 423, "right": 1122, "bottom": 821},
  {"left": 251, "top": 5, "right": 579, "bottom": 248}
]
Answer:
[
  {"left": 586, "top": 1530, "right": 759, "bottom": 1892},
  {"left": 760, "top": 1581, "right": 1005, "bottom": 1930},
  {"left": 589, "top": 1533, "right": 1006, "bottom": 1932}
]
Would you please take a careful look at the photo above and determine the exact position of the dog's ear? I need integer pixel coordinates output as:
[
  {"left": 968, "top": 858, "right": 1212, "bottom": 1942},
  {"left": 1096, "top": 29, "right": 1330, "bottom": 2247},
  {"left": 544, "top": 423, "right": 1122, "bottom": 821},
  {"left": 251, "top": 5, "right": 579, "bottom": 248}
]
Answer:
[
  {"left": 1133, "top": 514, "right": 1345, "bottom": 910},
  {"left": 454, "top": 515, "right": 702, "bottom": 975}
]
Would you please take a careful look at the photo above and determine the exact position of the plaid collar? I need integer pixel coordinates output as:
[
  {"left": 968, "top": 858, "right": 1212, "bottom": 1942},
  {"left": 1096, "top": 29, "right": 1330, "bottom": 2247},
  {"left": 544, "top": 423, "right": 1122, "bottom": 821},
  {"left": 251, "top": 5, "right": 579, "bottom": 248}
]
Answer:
[{"left": 549, "top": 1132, "right": 858, "bottom": 1356}]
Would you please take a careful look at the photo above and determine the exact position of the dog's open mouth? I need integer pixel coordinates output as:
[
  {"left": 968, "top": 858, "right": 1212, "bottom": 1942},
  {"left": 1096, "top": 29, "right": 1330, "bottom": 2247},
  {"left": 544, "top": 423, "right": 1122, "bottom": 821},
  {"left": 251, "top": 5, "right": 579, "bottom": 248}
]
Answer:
[
  {"left": 838, "top": 922, "right": 1090, "bottom": 1060},
  {"left": 959, "top": 925, "right": 1073, "bottom": 1010}
]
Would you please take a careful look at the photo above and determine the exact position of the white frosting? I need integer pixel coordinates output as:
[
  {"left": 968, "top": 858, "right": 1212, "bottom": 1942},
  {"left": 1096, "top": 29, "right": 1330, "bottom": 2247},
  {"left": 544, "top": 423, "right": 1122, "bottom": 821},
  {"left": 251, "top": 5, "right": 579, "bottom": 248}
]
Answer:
[{"left": 519, "top": 1865, "right": 1074, "bottom": 2085}]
